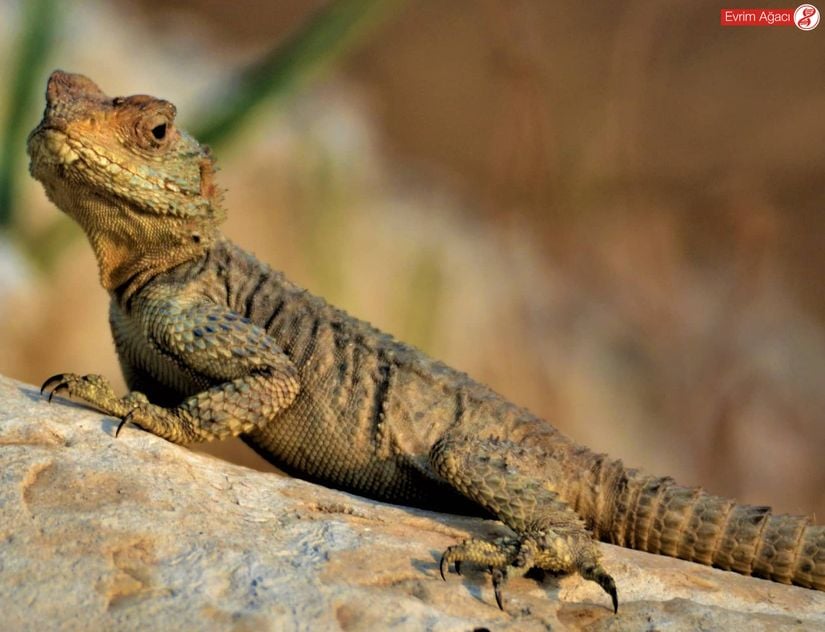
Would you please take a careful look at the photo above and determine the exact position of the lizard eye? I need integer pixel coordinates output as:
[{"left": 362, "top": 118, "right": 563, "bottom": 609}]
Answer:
[
  {"left": 118, "top": 96, "right": 177, "bottom": 150},
  {"left": 151, "top": 123, "right": 167, "bottom": 140},
  {"left": 137, "top": 114, "right": 174, "bottom": 149}
]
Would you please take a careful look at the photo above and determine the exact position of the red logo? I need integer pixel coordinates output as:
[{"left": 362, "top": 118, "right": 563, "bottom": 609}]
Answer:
[
  {"left": 720, "top": 5, "right": 819, "bottom": 28},
  {"left": 794, "top": 4, "right": 820, "bottom": 29}
]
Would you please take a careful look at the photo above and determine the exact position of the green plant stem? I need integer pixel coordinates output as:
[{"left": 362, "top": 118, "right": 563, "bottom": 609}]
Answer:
[
  {"left": 0, "top": 0, "right": 59, "bottom": 228},
  {"left": 193, "top": 0, "right": 404, "bottom": 149}
]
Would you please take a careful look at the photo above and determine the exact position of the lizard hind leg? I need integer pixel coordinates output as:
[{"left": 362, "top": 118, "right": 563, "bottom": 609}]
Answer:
[{"left": 431, "top": 435, "right": 618, "bottom": 612}]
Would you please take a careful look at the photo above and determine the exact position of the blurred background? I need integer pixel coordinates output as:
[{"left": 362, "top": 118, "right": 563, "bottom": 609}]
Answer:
[{"left": 1, "top": 0, "right": 823, "bottom": 518}]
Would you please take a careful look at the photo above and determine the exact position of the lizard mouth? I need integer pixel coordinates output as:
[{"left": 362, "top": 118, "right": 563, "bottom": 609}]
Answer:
[
  {"left": 29, "top": 127, "right": 79, "bottom": 167},
  {"left": 27, "top": 126, "right": 82, "bottom": 188}
]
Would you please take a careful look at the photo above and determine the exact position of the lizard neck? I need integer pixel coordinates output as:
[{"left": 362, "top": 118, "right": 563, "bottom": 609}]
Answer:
[{"left": 48, "top": 181, "right": 219, "bottom": 299}]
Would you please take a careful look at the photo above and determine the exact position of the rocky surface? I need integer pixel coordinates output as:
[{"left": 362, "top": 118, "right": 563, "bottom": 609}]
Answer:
[{"left": 1, "top": 373, "right": 823, "bottom": 631}]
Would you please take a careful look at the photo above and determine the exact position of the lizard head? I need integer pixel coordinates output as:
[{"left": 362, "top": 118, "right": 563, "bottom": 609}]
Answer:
[{"left": 28, "top": 71, "right": 226, "bottom": 293}]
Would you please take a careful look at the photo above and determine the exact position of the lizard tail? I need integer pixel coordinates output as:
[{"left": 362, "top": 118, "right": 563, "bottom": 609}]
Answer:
[{"left": 583, "top": 459, "right": 824, "bottom": 590}]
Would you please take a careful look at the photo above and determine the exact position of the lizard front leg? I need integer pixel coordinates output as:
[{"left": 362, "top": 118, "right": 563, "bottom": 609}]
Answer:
[
  {"left": 42, "top": 286, "right": 299, "bottom": 444},
  {"left": 431, "top": 435, "right": 618, "bottom": 613}
]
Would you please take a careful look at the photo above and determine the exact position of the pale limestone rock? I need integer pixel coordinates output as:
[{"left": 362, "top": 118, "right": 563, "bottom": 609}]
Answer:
[{"left": 0, "top": 374, "right": 823, "bottom": 631}]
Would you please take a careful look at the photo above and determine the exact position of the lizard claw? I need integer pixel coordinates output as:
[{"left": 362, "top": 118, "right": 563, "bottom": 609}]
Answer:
[
  {"left": 491, "top": 567, "right": 507, "bottom": 610},
  {"left": 581, "top": 563, "right": 618, "bottom": 613},
  {"left": 600, "top": 572, "right": 618, "bottom": 614},
  {"left": 41, "top": 373, "right": 65, "bottom": 395},
  {"left": 439, "top": 548, "right": 463, "bottom": 581},
  {"left": 41, "top": 373, "right": 70, "bottom": 403},
  {"left": 115, "top": 409, "right": 135, "bottom": 438}
]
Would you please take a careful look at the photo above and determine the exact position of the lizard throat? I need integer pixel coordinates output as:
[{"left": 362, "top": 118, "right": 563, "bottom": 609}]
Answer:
[{"left": 45, "top": 178, "right": 213, "bottom": 297}]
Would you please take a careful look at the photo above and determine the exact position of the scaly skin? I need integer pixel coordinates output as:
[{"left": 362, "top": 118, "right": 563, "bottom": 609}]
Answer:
[{"left": 27, "top": 71, "right": 824, "bottom": 612}]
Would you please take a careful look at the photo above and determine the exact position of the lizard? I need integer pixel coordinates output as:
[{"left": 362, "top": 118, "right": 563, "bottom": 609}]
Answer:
[{"left": 26, "top": 70, "right": 824, "bottom": 613}]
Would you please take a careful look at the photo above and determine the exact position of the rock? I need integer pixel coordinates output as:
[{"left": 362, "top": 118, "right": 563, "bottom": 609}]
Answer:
[{"left": 0, "top": 373, "right": 823, "bottom": 631}]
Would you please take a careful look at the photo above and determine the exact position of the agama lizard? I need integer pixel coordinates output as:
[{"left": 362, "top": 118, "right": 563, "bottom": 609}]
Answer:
[{"left": 27, "top": 71, "right": 824, "bottom": 613}]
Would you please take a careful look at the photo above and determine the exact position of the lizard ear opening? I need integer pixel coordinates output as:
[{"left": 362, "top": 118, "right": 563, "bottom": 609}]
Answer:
[
  {"left": 197, "top": 154, "right": 226, "bottom": 224},
  {"left": 199, "top": 154, "right": 220, "bottom": 200}
]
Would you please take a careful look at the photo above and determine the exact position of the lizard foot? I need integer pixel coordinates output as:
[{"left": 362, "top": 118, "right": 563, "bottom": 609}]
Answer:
[
  {"left": 440, "top": 532, "right": 618, "bottom": 613},
  {"left": 41, "top": 373, "right": 145, "bottom": 420},
  {"left": 440, "top": 535, "right": 532, "bottom": 610},
  {"left": 42, "top": 373, "right": 116, "bottom": 404}
]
